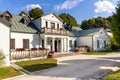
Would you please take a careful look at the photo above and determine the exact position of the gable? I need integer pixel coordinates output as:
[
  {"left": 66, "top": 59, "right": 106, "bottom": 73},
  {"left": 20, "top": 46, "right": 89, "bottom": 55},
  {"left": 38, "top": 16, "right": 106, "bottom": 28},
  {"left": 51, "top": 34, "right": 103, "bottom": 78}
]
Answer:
[
  {"left": 94, "top": 28, "right": 109, "bottom": 38},
  {"left": 41, "top": 13, "right": 63, "bottom": 22},
  {"left": 1, "top": 11, "right": 12, "bottom": 18}
]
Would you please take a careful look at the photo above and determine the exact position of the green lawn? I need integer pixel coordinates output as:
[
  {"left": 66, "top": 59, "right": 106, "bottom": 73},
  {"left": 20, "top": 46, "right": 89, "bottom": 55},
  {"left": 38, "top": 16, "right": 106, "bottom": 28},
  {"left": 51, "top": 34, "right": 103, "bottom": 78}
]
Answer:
[
  {"left": 83, "top": 50, "right": 115, "bottom": 55},
  {"left": 15, "top": 58, "right": 57, "bottom": 72},
  {"left": 103, "top": 70, "right": 120, "bottom": 80},
  {"left": 0, "top": 66, "right": 22, "bottom": 79}
]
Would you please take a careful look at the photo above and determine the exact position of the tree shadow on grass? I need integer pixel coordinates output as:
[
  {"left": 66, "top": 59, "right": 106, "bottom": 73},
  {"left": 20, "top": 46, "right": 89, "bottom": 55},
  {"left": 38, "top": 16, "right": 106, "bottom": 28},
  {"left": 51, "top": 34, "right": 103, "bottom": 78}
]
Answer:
[{"left": 22, "top": 63, "right": 57, "bottom": 72}]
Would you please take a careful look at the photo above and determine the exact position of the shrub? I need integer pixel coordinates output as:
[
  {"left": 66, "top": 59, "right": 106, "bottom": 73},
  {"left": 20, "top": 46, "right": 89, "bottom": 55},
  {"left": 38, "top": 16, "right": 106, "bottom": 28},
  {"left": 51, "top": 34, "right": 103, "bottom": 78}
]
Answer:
[
  {"left": 38, "top": 47, "right": 46, "bottom": 50},
  {"left": 0, "top": 49, "right": 5, "bottom": 66},
  {"left": 16, "top": 48, "right": 25, "bottom": 51},
  {"left": 49, "top": 50, "right": 55, "bottom": 55},
  {"left": 31, "top": 48, "right": 38, "bottom": 50}
]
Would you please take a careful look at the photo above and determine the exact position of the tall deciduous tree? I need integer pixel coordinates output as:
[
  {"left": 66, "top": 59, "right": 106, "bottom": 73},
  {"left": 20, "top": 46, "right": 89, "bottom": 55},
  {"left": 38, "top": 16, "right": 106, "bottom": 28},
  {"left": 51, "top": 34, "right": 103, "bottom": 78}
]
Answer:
[
  {"left": 110, "top": 3, "right": 120, "bottom": 47},
  {"left": 81, "top": 17, "right": 111, "bottom": 30},
  {"left": 28, "top": 8, "right": 44, "bottom": 19},
  {"left": 59, "top": 13, "right": 78, "bottom": 26}
]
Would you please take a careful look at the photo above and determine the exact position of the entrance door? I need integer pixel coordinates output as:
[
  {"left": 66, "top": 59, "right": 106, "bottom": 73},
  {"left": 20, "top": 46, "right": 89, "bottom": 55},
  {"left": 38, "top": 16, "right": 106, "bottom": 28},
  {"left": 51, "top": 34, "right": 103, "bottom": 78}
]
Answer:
[{"left": 55, "top": 40, "right": 57, "bottom": 52}]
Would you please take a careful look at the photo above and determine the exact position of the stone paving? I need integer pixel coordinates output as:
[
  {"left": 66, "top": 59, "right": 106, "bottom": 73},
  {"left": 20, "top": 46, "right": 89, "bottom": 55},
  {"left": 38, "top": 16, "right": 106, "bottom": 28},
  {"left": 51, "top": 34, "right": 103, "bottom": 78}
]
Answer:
[{"left": 5, "top": 52, "right": 120, "bottom": 80}]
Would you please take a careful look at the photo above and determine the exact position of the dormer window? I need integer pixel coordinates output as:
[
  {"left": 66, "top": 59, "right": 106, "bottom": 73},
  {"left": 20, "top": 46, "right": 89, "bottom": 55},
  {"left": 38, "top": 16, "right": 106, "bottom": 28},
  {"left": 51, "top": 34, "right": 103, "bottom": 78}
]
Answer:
[
  {"left": 5, "top": 16, "right": 11, "bottom": 22},
  {"left": 0, "top": 11, "right": 12, "bottom": 22},
  {"left": 21, "top": 14, "right": 31, "bottom": 24},
  {"left": 25, "top": 19, "right": 30, "bottom": 24}
]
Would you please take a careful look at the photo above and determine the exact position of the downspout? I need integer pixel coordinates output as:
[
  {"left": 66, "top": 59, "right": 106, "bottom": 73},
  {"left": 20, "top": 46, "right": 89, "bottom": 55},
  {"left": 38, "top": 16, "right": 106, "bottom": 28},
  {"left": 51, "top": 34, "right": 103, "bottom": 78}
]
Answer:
[
  {"left": 9, "top": 24, "right": 11, "bottom": 64},
  {"left": 91, "top": 35, "right": 94, "bottom": 52}
]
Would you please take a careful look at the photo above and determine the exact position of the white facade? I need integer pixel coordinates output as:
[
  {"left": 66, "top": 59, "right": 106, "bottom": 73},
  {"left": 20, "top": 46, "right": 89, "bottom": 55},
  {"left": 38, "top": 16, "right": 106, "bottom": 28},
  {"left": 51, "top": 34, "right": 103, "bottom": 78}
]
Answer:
[
  {"left": 93, "top": 29, "right": 109, "bottom": 51},
  {"left": 0, "top": 22, "right": 10, "bottom": 66},
  {"left": 78, "top": 36, "right": 93, "bottom": 51},
  {"left": 78, "top": 29, "right": 109, "bottom": 51},
  {"left": 41, "top": 13, "right": 63, "bottom": 29},
  {"left": 11, "top": 32, "right": 40, "bottom": 49}
]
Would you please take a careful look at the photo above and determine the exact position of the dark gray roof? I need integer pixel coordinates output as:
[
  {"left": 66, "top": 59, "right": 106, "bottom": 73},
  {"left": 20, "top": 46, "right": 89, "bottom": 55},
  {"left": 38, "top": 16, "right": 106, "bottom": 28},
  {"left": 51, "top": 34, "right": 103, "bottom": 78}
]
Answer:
[
  {"left": 78, "top": 28, "right": 102, "bottom": 37},
  {"left": 69, "top": 27, "right": 81, "bottom": 37}
]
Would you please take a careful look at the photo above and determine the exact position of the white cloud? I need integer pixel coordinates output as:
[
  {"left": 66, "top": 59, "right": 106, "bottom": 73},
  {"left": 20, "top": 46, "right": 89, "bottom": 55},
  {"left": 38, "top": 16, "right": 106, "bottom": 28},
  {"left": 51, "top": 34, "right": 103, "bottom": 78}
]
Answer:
[
  {"left": 54, "top": 0, "right": 83, "bottom": 11},
  {"left": 25, "top": 4, "right": 42, "bottom": 11},
  {"left": 94, "top": 0, "right": 116, "bottom": 13}
]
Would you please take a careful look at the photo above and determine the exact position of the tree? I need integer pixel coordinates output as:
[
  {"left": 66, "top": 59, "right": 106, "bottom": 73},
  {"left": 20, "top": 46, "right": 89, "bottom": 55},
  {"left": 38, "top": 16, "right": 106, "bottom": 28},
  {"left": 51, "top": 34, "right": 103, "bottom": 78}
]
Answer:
[
  {"left": 110, "top": 3, "right": 120, "bottom": 47},
  {"left": 59, "top": 13, "right": 78, "bottom": 26},
  {"left": 81, "top": 17, "right": 111, "bottom": 30},
  {"left": 81, "top": 20, "right": 89, "bottom": 29},
  {"left": 19, "top": 11, "right": 28, "bottom": 16},
  {"left": 28, "top": 8, "right": 44, "bottom": 19}
]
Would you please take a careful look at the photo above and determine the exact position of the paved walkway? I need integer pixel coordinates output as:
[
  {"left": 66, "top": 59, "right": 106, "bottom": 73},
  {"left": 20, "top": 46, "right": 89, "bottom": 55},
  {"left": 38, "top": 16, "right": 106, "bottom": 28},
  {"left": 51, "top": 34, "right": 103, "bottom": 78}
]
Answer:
[{"left": 5, "top": 52, "right": 120, "bottom": 80}]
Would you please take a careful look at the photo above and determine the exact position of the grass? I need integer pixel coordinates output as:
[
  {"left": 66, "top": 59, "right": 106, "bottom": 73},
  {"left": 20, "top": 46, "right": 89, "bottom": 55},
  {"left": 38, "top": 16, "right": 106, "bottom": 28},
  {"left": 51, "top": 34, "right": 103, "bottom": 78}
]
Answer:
[
  {"left": 0, "top": 66, "right": 22, "bottom": 79},
  {"left": 103, "top": 70, "right": 120, "bottom": 80},
  {"left": 15, "top": 58, "right": 57, "bottom": 72},
  {"left": 83, "top": 50, "right": 115, "bottom": 55}
]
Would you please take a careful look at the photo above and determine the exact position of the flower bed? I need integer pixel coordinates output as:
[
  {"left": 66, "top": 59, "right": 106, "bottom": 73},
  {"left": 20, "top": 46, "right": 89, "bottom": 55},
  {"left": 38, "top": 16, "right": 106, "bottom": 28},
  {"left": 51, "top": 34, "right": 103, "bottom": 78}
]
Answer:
[
  {"left": 16, "top": 48, "right": 25, "bottom": 51},
  {"left": 75, "top": 45, "right": 89, "bottom": 53}
]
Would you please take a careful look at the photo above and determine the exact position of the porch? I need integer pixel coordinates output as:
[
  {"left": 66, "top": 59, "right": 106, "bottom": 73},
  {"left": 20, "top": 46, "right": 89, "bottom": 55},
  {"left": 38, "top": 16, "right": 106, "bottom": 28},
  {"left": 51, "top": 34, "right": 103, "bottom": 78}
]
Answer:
[
  {"left": 41, "top": 36, "right": 70, "bottom": 53},
  {"left": 41, "top": 27, "right": 68, "bottom": 35}
]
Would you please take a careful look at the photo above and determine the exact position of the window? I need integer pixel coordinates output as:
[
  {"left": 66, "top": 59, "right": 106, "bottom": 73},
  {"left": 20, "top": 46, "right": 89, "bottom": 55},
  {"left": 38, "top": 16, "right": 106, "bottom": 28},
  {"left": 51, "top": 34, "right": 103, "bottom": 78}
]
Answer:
[
  {"left": 97, "top": 40, "right": 100, "bottom": 48},
  {"left": 46, "top": 21, "right": 48, "bottom": 28},
  {"left": 51, "top": 22, "right": 55, "bottom": 28},
  {"left": 69, "top": 40, "right": 72, "bottom": 47},
  {"left": 10, "top": 39, "right": 15, "bottom": 49},
  {"left": 26, "top": 20, "right": 30, "bottom": 24},
  {"left": 42, "top": 39, "right": 44, "bottom": 48},
  {"left": 104, "top": 40, "right": 106, "bottom": 47},
  {"left": 57, "top": 24, "right": 59, "bottom": 29},
  {"left": 74, "top": 40, "right": 77, "bottom": 48},
  {"left": 5, "top": 16, "right": 11, "bottom": 22},
  {"left": 23, "top": 39, "right": 29, "bottom": 49}
]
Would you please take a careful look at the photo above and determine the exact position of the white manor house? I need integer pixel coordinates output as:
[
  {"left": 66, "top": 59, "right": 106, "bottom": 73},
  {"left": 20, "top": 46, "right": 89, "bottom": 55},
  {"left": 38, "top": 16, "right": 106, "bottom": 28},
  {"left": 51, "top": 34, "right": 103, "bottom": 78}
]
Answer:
[{"left": 0, "top": 11, "right": 110, "bottom": 65}]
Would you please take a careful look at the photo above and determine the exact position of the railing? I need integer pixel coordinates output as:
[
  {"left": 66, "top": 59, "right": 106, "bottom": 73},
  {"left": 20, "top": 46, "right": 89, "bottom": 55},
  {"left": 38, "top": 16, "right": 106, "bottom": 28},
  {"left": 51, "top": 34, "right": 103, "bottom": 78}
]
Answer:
[
  {"left": 10, "top": 49, "right": 49, "bottom": 60},
  {"left": 41, "top": 27, "right": 68, "bottom": 35}
]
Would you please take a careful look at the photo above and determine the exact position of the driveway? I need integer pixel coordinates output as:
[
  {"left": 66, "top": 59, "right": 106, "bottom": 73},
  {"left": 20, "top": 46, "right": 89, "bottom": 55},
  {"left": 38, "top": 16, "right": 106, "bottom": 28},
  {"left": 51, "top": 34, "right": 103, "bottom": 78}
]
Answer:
[{"left": 6, "top": 52, "right": 120, "bottom": 80}]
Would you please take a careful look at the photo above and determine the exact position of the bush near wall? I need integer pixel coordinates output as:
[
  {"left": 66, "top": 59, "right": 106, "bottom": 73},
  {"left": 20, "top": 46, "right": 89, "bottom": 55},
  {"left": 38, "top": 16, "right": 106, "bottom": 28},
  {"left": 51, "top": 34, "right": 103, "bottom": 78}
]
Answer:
[{"left": 0, "top": 50, "right": 5, "bottom": 67}]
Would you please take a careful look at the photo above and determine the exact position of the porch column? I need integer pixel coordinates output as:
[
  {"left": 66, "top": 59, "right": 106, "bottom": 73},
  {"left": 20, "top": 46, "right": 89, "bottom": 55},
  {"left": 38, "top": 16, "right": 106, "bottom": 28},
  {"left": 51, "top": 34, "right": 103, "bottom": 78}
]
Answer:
[
  {"left": 52, "top": 37, "right": 55, "bottom": 51},
  {"left": 44, "top": 37, "right": 47, "bottom": 48},
  {"left": 61, "top": 38, "right": 63, "bottom": 52},
  {"left": 67, "top": 38, "right": 69, "bottom": 52},
  {"left": 64, "top": 38, "right": 67, "bottom": 52}
]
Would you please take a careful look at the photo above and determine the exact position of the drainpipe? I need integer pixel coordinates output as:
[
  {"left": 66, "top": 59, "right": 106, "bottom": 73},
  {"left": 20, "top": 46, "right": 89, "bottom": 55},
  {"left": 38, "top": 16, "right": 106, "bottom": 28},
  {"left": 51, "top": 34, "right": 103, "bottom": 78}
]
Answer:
[
  {"left": 9, "top": 25, "right": 11, "bottom": 65},
  {"left": 91, "top": 35, "right": 94, "bottom": 52}
]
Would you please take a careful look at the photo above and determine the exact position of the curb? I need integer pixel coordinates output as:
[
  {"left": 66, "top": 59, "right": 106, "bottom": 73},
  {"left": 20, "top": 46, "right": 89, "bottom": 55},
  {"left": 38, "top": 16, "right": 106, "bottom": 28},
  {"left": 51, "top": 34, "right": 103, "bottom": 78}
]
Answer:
[{"left": 11, "top": 63, "right": 32, "bottom": 75}]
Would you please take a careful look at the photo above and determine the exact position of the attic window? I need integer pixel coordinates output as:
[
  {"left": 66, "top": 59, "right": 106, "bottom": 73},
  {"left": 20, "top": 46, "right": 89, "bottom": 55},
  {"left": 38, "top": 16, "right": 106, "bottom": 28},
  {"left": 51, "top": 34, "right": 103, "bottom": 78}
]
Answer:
[
  {"left": 23, "top": 16, "right": 31, "bottom": 24},
  {"left": 5, "top": 16, "right": 11, "bottom": 22},
  {"left": 26, "top": 19, "right": 30, "bottom": 24}
]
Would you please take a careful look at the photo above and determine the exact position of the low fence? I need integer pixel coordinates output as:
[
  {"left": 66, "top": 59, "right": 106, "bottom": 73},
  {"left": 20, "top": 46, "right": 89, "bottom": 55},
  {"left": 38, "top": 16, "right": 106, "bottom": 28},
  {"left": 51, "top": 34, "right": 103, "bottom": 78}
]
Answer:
[{"left": 10, "top": 49, "right": 49, "bottom": 60}]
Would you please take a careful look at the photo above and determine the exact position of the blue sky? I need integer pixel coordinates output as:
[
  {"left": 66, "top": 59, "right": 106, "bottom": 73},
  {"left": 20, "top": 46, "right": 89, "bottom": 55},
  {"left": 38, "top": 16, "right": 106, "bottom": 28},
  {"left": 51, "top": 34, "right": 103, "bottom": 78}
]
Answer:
[{"left": 0, "top": 0, "right": 118, "bottom": 24}]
